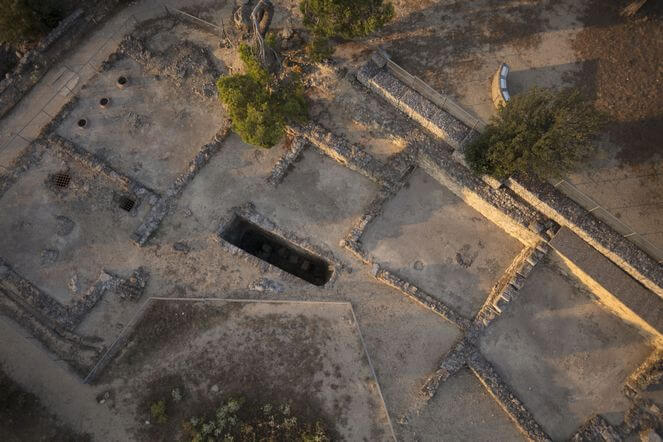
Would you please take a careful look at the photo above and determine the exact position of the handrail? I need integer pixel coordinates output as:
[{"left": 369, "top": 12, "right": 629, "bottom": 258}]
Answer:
[{"left": 377, "top": 49, "right": 486, "bottom": 132}]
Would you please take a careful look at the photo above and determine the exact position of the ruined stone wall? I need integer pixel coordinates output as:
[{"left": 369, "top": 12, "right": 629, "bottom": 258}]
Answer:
[
  {"left": 288, "top": 122, "right": 401, "bottom": 188},
  {"left": 355, "top": 55, "right": 547, "bottom": 247},
  {"left": 416, "top": 142, "right": 544, "bottom": 247},
  {"left": 508, "top": 174, "right": 663, "bottom": 299},
  {"left": 357, "top": 56, "right": 472, "bottom": 150},
  {"left": 356, "top": 50, "right": 663, "bottom": 321}
]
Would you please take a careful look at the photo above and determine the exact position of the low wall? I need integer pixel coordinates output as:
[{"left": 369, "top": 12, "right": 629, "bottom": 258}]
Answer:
[
  {"left": 508, "top": 174, "right": 663, "bottom": 299},
  {"left": 288, "top": 122, "right": 401, "bottom": 188},
  {"left": 357, "top": 55, "right": 474, "bottom": 150},
  {"left": 417, "top": 141, "right": 544, "bottom": 247},
  {"left": 550, "top": 227, "right": 663, "bottom": 340},
  {"left": 356, "top": 50, "right": 663, "bottom": 345}
]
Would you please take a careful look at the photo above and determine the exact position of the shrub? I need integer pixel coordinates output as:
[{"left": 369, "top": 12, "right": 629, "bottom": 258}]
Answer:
[
  {"left": 306, "top": 35, "right": 333, "bottom": 62},
  {"left": 299, "top": 0, "right": 394, "bottom": 62},
  {"left": 182, "top": 397, "right": 331, "bottom": 442},
  {"left": 217, "top": 44, "right": 308, "bottom": 148},
  {"left": 150, "top": 400, "right": 168, "bottom": 424},
  {"left": 300, "top": 0, "right": 394, "bottom": 39},
  {"left": 464, "top": 88, "right": 604, "bottom": 180},
  {"left": 0, "top": 0, "right": 63, "bottom": 44}
]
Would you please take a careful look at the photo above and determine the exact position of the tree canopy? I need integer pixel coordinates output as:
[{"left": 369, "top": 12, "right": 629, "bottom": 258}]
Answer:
[
  {"left": 216, "top": 44, "right": 308, "bottom": 148},
  {"left": 0, "top": 0, "right": 63, "bottom": 44},
  {"left": 300, "top": 0, "right": 394, "bottom": 40},
  {"left": 464, "top": 88, "right": 604, "bottom": 180}
]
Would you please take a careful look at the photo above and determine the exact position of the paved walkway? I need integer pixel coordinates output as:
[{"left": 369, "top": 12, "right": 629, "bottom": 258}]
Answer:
[{"left": 0, "top": 0, "right": 207, "bottom": 171}]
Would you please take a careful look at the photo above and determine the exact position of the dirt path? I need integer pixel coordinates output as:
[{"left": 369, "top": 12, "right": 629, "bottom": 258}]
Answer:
[{"left": 0, "top": 315, "right": 131, "bottom": 441}]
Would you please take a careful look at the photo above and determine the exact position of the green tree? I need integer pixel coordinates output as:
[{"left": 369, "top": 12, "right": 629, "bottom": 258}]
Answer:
[
  {"left": 300, "top": 0, "right": 394, "bottom": 39},
  {"left": 217, "top": 44, "right": 308, "bottom": 148},
  {"left": 464, "top": 88, "right": 604, "bottom": 180},
  {"left": 0, "top": 0, "right": 63, "bottom": 44},
  {"left": 300, "top": 0, "right": 394, "bottom": 61}
]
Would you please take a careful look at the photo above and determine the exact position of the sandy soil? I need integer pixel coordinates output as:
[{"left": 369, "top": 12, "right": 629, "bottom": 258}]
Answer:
[
  {"left": 98, "top": 299, "right": 393, "bottom": 441},
  {"left": 362, "top": 169, "right": 523, "bottom": 318}
]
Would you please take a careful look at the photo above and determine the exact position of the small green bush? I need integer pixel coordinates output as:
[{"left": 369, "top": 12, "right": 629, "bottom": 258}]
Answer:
[
  {"left": 300, "top": 0, "right": 394, "bottom": 40},
  {"left": 217, "top": 44, "right": 308, "bottom": 148},
  {"left": 182, "top": 397, "right": 330, "bottom": 442},
  {"left": 0, "top": 0, "right": 63, "bottom": 44},
  {"left": 464, "top": 88, "right": 604, "bottom": 180},
  {"left": 150, "top": 400, "right": 168, "bottom": 424},
  {"left": 306, "top": 35, "right": 333, "bottom": 62}
]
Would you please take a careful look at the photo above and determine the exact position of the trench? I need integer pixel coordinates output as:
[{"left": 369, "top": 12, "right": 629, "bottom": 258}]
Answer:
[{"left": 220, "top": 216, "right": 332, "bottom": 286}]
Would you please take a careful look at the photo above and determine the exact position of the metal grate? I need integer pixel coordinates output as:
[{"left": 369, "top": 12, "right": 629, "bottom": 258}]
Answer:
[
  {"left": 119, "top": 196, "right": 135, "bottom": 212},
  {"left": 53, "top": 173, "right": 71, "bottom": 188}
]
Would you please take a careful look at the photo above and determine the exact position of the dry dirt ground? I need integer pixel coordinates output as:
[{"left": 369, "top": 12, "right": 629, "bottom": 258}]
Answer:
[
  {"left": 0, "top": 0, "right": 661, "bottom": 441},
  {"left": 97, "top": 299, "right": 392, "bottom": 441}
]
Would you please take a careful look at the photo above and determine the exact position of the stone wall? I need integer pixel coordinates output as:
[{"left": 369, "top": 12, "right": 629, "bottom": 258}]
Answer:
[
  {"left": 132, "top": 124, "right": 231, "bottom": 246},
  {"left": 509, "top": 174, "right": 663, "bottom": 299},
  {"left": 474, "top": 244, "right": 550, "bottom": 329},
  {"left": 417, "top": 141, "right": 545, "bottom": 247},
  {"left": 357, "top": 56, "right": 472, "bottom": 150},
  {"left": 550, "top": 227, "right": 663, "bottom": 341},
  {"left": 267, "top": 137, "right": 308, "bottom": 186},
  {"left": 356, "top": 51, "right": 663, "bottom": 347},
  {"left": 288, "top": 122, "right": 402, "bottom": 188}
]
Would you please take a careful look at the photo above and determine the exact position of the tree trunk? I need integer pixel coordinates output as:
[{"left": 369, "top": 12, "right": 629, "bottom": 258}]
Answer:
[{"left": 621, "top": 0, "right": 647, "bottom": 17}]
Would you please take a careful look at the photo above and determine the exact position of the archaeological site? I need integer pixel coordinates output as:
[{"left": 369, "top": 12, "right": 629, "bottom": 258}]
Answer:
[{"left": 0, "top": 0, "right": 661, "bottom": 440}]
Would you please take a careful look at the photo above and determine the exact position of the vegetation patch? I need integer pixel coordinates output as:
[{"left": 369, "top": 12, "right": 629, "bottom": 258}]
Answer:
[
  {"left": 300, "top": 0, "right": 394, "bottom": 40},
  {"left": 300, "top": 0, "right": 394, "bottom": 61},
  {"left": 0, "top": 0, "right": 64, "bottom": 44},
  {"left": 181, "top": 396, "right": 330, "bottom": 441},
  {"left": 464, "top": 88, "right": 604, "bottom": 180},
  {"left": 138, "top": 374, "right": 334, "bottom": 442},
  {"left": 216, "top": 44, "right": 308, "bottom": 148}
]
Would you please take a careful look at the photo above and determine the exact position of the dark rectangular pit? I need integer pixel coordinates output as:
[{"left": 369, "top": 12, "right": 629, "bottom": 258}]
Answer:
[{"left": 220, "top": 216, "right": 332, "bottom": 286}]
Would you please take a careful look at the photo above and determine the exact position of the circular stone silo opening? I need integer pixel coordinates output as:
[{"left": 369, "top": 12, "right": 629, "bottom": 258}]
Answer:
[{"left": 116, "top": 76, "right": 128, "bottom": 89}]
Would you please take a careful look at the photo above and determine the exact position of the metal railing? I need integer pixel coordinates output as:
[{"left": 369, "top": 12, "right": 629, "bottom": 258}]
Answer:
[
  {"left": 551, "top": 178, "right": 663, "bottom": 263},
  {"left": 378, "top": 49, "right": 486, "bottom": 135},
  {"left": 163, "top": 5, "right": 225, "bottom": 39}
]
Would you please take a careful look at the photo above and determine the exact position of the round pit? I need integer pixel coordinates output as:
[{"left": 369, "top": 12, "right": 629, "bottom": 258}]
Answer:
[
  {"left": 99, "top": 97, "right": 110, "bottom": 108},
  {"left": 77, "top": 118, "right": 87, "bottom": 129},
  {"left": 116, "top": 76, "right": 128, "bottom": 89}
]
